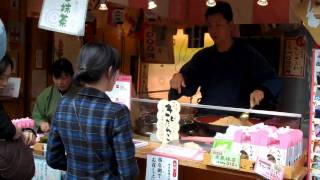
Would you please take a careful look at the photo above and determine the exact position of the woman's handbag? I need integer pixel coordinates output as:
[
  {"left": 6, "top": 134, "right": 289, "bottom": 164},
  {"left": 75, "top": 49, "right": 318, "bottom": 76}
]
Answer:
[{"left": 0, "top": 137, "right": 35, "bottom": 180}]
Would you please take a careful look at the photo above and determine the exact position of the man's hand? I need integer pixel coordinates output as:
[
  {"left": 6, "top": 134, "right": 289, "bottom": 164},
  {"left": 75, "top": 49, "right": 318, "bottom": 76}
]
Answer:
[
  {"left": 250, "top": 90, "right": 264, "bottom": 108},
  {"left": 169, "top": 73, "right": 186, "bottom": 94},
  {"left": 40, "top": 121, "right": 50, "bottom": 132},
  {"left": 22, "top": 131, "right": 36, "bottom": 146}
]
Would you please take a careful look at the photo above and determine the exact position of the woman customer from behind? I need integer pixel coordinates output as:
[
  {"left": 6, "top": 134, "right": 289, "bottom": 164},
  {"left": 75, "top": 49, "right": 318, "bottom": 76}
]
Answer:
[{"left": 46, "top": 42, "right": 139, "bottom": 179}]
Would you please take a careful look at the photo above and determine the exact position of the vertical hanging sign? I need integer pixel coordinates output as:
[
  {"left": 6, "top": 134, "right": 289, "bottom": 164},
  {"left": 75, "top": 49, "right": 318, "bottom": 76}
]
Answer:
[
  {"left": 38, "top": 0, "right": 89, "bottom": 36},
  {"left": 280, "top": 36, "right": 306, "bottom": 78},
  {"left": 156, "top": 100, "right": 180, "bottom": 144}
]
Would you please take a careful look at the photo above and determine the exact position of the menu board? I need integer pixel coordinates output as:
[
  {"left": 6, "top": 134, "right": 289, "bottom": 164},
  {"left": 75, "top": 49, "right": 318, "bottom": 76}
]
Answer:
[{"left": 309, "top": 49, "right": 320, "bottom": 178}]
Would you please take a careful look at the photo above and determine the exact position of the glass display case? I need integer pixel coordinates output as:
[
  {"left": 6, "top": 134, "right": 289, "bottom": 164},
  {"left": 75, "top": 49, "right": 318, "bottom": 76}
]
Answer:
[{"left": 131, "top": 97, "right": 302, "bottom": 137}]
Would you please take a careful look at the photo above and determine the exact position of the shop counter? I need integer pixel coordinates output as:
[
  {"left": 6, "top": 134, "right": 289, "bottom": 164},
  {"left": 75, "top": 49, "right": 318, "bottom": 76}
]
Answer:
[
  {"left": 134, "top": 137, "right": 307, "bottom": 180},
  {"left": 32, "top": 138, "right": 307, "bottom": 180}
]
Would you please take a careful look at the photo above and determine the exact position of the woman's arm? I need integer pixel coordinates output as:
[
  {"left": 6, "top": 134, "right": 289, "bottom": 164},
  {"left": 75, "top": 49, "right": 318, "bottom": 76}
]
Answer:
[{"left": 112, "top": 105, "right": 139, "bottom": 179}]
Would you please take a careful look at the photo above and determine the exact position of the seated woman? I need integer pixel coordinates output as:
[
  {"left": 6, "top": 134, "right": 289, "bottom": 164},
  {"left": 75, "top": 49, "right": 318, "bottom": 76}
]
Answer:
[
  {"left": 32, "top": 58, "right": 79, "bottom": 133},
  {"left": 46, "top": 42, "right": 139, "bottom": 179}
]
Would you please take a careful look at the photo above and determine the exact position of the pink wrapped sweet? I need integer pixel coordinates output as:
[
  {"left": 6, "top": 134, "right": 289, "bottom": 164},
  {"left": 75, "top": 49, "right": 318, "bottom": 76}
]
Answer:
[
  {"left": 251, "top": 130, "right": 271, "bottom": 146},
  {"left": 11, "top": 117, "right": 35, "bottom": 129}
]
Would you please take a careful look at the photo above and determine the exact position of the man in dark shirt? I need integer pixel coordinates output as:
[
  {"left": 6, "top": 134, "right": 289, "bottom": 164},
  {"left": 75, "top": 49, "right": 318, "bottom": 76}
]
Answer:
[{"left": 169, "top": 1, "right": 281, "bottom": 115}]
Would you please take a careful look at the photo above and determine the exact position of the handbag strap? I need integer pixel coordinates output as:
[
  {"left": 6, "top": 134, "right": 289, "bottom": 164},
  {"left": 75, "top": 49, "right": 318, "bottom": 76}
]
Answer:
[
  {"left": 72, "top": 101, "right": 105, "bottom": 163},
  {"left": 72, "top": 101, "right": 117, "bottom": 177}
]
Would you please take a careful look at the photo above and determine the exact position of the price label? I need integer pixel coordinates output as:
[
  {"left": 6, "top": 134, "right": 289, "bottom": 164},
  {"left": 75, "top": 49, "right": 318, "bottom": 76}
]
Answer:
[
  {"left": 211, "top": 139, "right": 240, "bottom": 169},
  {"left": 254, "top": 157, "right": 284, "bottom": 180},
  {"left": 146, "top": 154, "right": 178, "bottom": 180}
]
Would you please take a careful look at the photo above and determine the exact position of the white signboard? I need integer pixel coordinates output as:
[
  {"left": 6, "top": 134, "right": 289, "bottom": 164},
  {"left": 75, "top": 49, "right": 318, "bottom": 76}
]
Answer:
[
  {"left": 105, "top": 75, "right": 131, "bottom": 109},
  {"left": 146, "top": 154, "right": 178, "bottom": 180},
  {"left": 38, "top": 0, "right": 88, "bottom": 36},
  {"left": 0, "top": 77, "right": 21, "bottom": 97},
  {"left": 156, "top": 100, "right": 180, "bottom": 144}
]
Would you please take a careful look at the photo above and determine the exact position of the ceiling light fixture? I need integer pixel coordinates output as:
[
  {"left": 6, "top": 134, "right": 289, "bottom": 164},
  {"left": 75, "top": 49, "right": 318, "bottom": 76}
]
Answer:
[
  {"left": 257, "top": 0, "right": 268, "bottom": 6},
  {"left": 99, "top": 0, "right": 108, "bottom": 11},
  {"left": 206, "top": 0, "right": 216, "bottom": 7},
  {"left": 148, "top": 0, "right": 157, "bottom": 10}
]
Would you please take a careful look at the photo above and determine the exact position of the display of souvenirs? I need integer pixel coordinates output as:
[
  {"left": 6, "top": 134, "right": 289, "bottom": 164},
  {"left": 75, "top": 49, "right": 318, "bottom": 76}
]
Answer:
[
  {"left": 212, "top": 123, "right": 303, "bottom": 166},
  {"left": 310, "top": 49, "right": 320, "bottom": 177}
]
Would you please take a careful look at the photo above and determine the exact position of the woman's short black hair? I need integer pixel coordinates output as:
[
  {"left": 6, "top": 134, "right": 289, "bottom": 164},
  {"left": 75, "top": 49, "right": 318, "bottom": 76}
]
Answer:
[
  {"left": 51, "top": 58, "right": 74, "bottom": 78},
  {"left": 0, "top": 54, "right": 13, "bottom": 75},
  {"left": 75, "top": 42, "right": 121, "bottom": 83},
  {"left": 205, "top": 1, "right": 233, "bottom": 22}
]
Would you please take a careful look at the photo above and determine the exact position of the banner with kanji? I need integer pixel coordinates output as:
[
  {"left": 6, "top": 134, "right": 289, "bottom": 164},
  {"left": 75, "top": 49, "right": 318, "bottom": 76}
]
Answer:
[
  {"left": 280, "top": 36, "right": 306, "bottom": 78},
  {"left": 38, "top": 0, "right": 88, "bottom": 36}
]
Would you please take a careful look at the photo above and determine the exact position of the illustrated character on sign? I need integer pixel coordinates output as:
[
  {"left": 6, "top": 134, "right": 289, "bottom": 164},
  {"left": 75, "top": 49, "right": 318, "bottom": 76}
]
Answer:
[{"left": 267, "top": 154, "right": 276, "bottom": 164}]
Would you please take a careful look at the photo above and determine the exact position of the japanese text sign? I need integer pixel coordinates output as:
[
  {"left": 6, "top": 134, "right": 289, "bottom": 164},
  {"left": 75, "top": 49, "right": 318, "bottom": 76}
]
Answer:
[
  {"left": 211, "top": 139, "right": 240, "bottom": 169},
  {"left": 39, "top": 0, "right": 88, "bottom": 36},
  {"left": 254, "top": 157, "right": 284, "bottom": 180},
  {"left": 146, "top": 154, "right": 178, "bottom": 180},
  {"left": 105, "top": 75, "right": 132, "bottom": 110},
  {"left": 281, "top": 37, "right": 305, "bottom": 78},
  {"left": 156, "top": 100, "right": 180, "bottom": 144}
]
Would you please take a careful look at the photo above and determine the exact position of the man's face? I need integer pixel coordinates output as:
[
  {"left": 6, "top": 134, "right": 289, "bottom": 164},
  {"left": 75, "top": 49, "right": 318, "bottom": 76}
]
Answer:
[
  {"left": 206, "top": 13, "right": 233, "bottom": 44},
  {"left": 0, "top": 65, "right": 11, "bottom": 89},
  {"left": 53, "top": 73, "right": 72, "bottom": 92}
]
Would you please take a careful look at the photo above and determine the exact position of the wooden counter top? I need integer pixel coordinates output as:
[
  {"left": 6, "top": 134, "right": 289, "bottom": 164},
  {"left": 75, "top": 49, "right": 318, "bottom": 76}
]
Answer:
[
  {"left": 134, "top": 135, "right": 307, "bottom": 180},
  {"left": 33, "top": 135, "right": 307, "bottom": 180},
  {"left": 135, "top": 141, "right": 213, "bottom": 170}
]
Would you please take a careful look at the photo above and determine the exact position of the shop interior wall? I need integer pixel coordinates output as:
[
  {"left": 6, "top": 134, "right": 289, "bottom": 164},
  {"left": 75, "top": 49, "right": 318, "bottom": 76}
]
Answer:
[
  {"left": 24, "top": 2, "right": 140, "bottom": 116},
  {"left": 146, "top": 24, "right": 311, "bottom": 116},
  {"left": 25, "top": 18, "right": 52, "bottom": 116},
  {"left": 0, "top": 0, "right": 27, "bottom": 118}
]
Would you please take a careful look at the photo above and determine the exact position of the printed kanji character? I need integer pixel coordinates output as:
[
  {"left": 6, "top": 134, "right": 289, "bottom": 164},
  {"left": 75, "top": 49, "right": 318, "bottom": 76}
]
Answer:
[
  {"left": 165, "top": 104, "right": 172, "bottom": 113},
  {"left": 59, "top": 14, "right": 68, "bottom": 27},
  {"left": 61, "top": 3, "right": 71, "bottom": 13}
]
